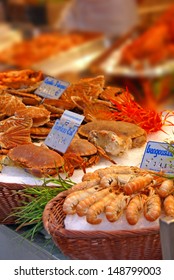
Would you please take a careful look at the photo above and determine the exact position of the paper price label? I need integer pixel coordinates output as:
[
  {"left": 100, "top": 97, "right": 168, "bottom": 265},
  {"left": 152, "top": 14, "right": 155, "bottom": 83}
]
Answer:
[
  {"left": 34, "top": 76, "right": 70, "bottom": 99},
  {"left": 44, "top": 110, "right": 84, "bottom": 153},
  {"left": 140, "top": 141, "right": 174, "bottom": 174}
]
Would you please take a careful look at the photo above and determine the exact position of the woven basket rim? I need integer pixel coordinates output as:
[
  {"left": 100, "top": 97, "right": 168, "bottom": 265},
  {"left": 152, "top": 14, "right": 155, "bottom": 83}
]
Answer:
[{"left": 43, "top": 190, "right": 160, "bottom": 239}]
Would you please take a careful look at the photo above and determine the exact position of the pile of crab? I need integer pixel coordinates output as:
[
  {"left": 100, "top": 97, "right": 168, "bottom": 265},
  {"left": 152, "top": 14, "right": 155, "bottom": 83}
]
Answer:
[
  {"left": 0, "top": 69, "right": 150, "bottom": 177},
  {"left": 63, "top": 165, "right": 174, "bottom": 225}
]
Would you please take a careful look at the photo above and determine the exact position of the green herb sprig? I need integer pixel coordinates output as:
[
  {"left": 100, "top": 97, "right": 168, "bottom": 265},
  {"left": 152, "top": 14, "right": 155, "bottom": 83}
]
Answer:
[{"left": 9, "top": 174, "right": 75, "bottom": 241}]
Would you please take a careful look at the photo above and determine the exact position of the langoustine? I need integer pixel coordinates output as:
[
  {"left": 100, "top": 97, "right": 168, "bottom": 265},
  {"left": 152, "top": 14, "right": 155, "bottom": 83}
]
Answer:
[
  {"left": 126, "top": 194, "right": 147, "bottom": 225},
  {"left": 163, "top": 194, "right": 174, "bottom": 217},
  {"left": 144, "top": 189, "right": 161, "bottom": 222},
  {"left": 105, "top": 193, "right": 129, "bottom": 222},
  {"left": 63, "top": 185, "right": 103, "bottom": 215},
  {"left": 86, "top": 191, "right": 117, "bottom": 224}
]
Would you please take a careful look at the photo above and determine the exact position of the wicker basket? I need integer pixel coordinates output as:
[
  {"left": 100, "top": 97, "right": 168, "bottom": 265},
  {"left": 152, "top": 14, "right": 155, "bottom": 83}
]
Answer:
[
  {"left": 0, "top": 181, "right": 57, "bottom": 224},
  {"left": 0, "top": 182, "right": 30, "bottom": 224},
  {"left": 43, "top": 190, "right": 162, "bottom": 260}
]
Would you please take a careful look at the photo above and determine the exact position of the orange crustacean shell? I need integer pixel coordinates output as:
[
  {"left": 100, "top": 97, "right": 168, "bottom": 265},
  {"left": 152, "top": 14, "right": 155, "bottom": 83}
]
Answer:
[
  {"left": 0, "top": 93, "right": 26, "bottom": 119},
  {"left": 78, "top": 120, "right": 147, "bottom": 148},
  {"left": 0, "top": 126, "right": 32, "bottom": 149},
  {"left": 0, "top": 115, "right": 33, "bottom": 132},
  {"left": 15, "top": 106, "right": 50, "bottom": 127},
  {"left": 8, "top": 143, "right": 64, "bottom": 177},
  {"left": 0, "top": 69, "right": 44, "bottom": 89}
]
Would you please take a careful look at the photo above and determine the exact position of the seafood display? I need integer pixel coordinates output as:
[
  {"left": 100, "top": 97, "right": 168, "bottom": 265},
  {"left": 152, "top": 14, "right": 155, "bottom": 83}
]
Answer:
[
  {"left": 0, "top": 69, "right": 44, "bottom": 89},
  {"left": 0, "top": 69, "right": 153, "bottom": 177},
  {"left": 0, "top": 32, "right": 102, "bottom": 68},
  {"left": 78, "top": 120, "right": 147, "bottom": 149},
  {"left": 63, "top": 165, "right": 174, "bottom": 225},
  {"left": 0, "top": 69, "right": 173, "bottom": 180},
  {"left": 119, "top": 5, "right": 174, "bottom": 69},
  {"left": 63, "top": 138, "right": 116, "bottom": 176},
  {"left": 7, "top": 143, "right": 64, "bottom": 177}
]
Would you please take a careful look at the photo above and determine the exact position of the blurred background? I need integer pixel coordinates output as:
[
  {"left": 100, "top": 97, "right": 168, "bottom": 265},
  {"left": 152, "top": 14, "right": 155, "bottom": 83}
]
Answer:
[{"left": 0, "top": 0, "right": 174, "bottom": 109}]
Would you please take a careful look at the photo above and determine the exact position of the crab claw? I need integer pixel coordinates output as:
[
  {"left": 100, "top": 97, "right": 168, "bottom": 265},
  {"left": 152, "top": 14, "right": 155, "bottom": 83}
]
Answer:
[
  {"left": 63, "top": 152, "right": 87, "bottom": 177},
  {"left": 96, "top": 145, "right": 116, "bottom": 164}
]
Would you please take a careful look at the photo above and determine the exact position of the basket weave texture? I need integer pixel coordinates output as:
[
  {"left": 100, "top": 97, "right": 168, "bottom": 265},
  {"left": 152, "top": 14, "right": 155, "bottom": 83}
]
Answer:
[
  {"left": 0, "top": 182, "right": 30, "bottom": 224},
  {"left": 43, "top": 190, "right": 162, "bottom": 260}
]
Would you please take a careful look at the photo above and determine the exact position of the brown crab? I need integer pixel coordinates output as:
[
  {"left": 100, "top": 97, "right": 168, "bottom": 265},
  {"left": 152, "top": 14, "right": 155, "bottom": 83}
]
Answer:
[
  {"left": 63, "top": 138, "right": 116, "bottom": 176},
  {"left": 78, "top": 120, "right": 147, "bottom": 149},
  {"left": 7, "top": 143, "right": 64, "bottom": 177}
]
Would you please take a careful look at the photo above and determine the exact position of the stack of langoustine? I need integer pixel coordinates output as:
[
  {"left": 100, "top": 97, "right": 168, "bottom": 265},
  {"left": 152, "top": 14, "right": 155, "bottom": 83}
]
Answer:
[
  {"left": 63, "top": 165, "right": 174, "bottom": 225},
  {"left": 0, "top": 69, "right": 171, "bottom": 178}
]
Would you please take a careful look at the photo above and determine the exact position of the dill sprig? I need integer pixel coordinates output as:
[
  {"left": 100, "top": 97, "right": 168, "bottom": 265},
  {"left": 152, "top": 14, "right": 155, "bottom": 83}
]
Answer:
[{"left": 9, "top": 173, "right": 76, "bottom": 241}]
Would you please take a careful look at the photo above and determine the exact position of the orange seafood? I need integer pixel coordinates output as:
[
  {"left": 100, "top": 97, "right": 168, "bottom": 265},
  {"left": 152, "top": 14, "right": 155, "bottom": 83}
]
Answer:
[
  {"left": 76, "top": 187, "right": 113, "bottom": 217},
  {"left": 0, "top": 115, "right": 33, "bottom": 132},
  {"left": 82, "top": 165, "right": 142, "bottom": 181},
  {"left": 99, "top": 86, "right": 124, "bottom": 101},
  {"left": 86, "top": 191, "right": 116, "bottom": 224},
  {"left": 110, "top": 90, "right": 165, "bottom": 134},
  {"left": 63, "top": 138, "right": 116, "bottom": 176},
  {"left": 83, "top": 103, "right": 116, "bottom": 122},
  {"left": 157, "top": 179, "right": 174, "bottom": 198},
  {"left": 0, "top": 69, "right": 43, "bottom": 89},
  {"left": 68, "top": 178, "right": 101, "bottom": 194},
  {"left": 78, "top": 120, "right": 147, "bottom": 148},
  {"left": 0, "top": 93, "right": 26, "bottom": 119},
  {"left": 15, "top": 106, "right": 50, "bottom": 127},
  {"left": 7, "top": 143, "right": 64, "bottom": 177},
  {"left": 144, "top": 191, "right": 161, "bottom": 222},
  {"left": 126, "top": 194, "right": 147, "bottom": 225},
  {"left": 105, "top": 193, "right": 129, "bottom": 222},
  {"left": 63, "top": 185, "right": 102, "bottom": 215},
  {"left": 124, "top": 174, "right": 154, "bottom": 195},
  {"left": 163, "top": 194, "right": 174, "bottom": 217},
  {"left": 100, "top": 173, "right": 119, "bottom": 188},
  {"left": 0, "top": 126, "right": 32, "bottom": 149},
  {"left": 88, "top": 129, "right": 132, "bottom": 156}
]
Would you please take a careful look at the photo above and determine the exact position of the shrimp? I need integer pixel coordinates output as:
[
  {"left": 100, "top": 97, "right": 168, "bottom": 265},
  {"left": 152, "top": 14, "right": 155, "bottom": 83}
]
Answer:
[
  {"left": 144, "top": 189, "right": 161, "bottom": 222},
  {"left": 76, "top": 187, "right": 113, "bottom": 217},
  {"left": 157, "top": 179, "right": 174, "bottom": 198},
  {"left": 126, "top": 194, "right": 147, "bottom": 225},
  {"left": 86, "top": 192, "right": 116, "bottom": 224},
  {"left": 124, "top": 174, "right": 154, "bottom": 195},
  {"left": 163, "top": 194, "right": 174, "bottom": 217},
  {"left": 105, "top": 193, "right": 129, "bottom": 222},
  {"left": 63, "top": 185, "right": 101, "bottom": 214}
]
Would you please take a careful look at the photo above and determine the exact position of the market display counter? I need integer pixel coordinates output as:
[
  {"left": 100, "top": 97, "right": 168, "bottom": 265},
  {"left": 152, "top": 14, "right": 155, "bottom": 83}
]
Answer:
[{"left": 0, "top": 225, "right": 69, "bottom": 260}]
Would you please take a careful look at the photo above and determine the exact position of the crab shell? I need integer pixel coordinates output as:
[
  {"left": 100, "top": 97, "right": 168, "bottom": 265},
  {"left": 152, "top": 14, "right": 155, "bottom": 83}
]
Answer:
[
  {"left": 7, "top": 143, "right": 64, "bottom": 177},
  {"left": 63, "top": 138, "right": 116, "bottom": 176},
  {"left": 78, "top": 120, "right": 147, "bottom": 148},
  {"left": 65, "top": 138, "right": 100, "bottom": 167}
]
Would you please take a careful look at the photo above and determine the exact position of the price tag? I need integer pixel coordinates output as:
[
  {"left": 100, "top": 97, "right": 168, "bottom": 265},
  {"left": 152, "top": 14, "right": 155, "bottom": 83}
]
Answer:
[
  {"left": 44, "top": 110, "right": 84, "bottom": 153},
  {"left": 34, "top": 76, "right": 70, "bottom": 99},
  {"left": 140, "top": 140, "right": 174, "bottom": 174}
]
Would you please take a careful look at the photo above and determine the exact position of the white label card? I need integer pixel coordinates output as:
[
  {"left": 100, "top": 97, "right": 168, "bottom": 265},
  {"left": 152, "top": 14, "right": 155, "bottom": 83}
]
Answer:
[
  {"left": 140, "top": 140, "right": 174, "bottom": 174},
  {"left": 34, "top": 76, "right": 70, "bottom": 99},
  {"left": 44, "top": 110, "right": 84, "bottom": 153}
]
